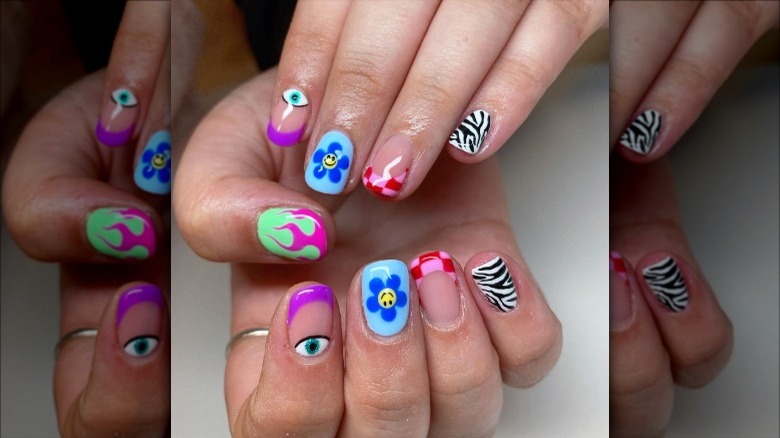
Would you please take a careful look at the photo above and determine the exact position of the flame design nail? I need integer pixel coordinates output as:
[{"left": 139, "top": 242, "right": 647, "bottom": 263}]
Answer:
[
  {"left": 87, "top": 207, "right": 156, "bottom": 260},
  {"left": 257, "top": 208, "right": 327, "bottom": 261}
]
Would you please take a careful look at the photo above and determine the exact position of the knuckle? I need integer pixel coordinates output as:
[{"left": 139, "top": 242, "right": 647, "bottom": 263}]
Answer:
[
  {"left": 496, "top": 55, "right": 553, "bottom": 97},
  {"left": 409, "top": 72, "right": 460, "bottom": 113},
  {"left": 334, "top": 52, "right": 392, "bottom": 103},
  {"left": 611, "top": 351, "right": 671, "bottom": 397},
  {"left": 674, "top": 316, "right": 734, "bottom": 373},
  {"left": 664, "top": 56, "right": 719, "bottom": 96},
  {"left": 354, "top": 383, "right": 425, "bottom": 426},
  {"left": 113, "top": 29, "right": 167, "bottom": 62},
  {"left": 720, "top": 1, "right": 763, "bottom": 39},
  {"left": 548, "top": 0, "right": 594, "bottom": 39},
  {"left": 283, "top": 27, "right": 338, "bottom": 68}
]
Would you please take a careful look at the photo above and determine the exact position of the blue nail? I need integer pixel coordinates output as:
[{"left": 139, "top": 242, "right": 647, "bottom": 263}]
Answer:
[
  {"left": 134, "top": 130, "right": 171, "bottom": 195},
  {"left": 361, "top": 259, "right": 409, "bottom": 337},
  {"left": 305, "top": 130, "right": 353, "bottom": 195}
]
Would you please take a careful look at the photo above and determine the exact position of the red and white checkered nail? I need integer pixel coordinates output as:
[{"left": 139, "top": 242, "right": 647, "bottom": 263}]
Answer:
[
  {"left": 363, "top": 134, "right": 412, "bottom": 198},
  {"left": 410, "top": 251, "right": 457, "bottom": 288}
]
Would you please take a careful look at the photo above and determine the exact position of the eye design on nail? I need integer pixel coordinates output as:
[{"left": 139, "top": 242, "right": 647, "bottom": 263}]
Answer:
[
  {"left": 366, "top": 275, "right": 408, "bottom": 322},
  {"left": 111, "top": 88, "right": 138, "bottom": 108},
  {"left": 282, "top": 88, "right": 308, "bottom": 107},
  {"left": 312, "top": 142, "right": 350, "bottom": 184},
  {"left": 294, "top": 336, "right": 330, "bottom": 357},
  {"left": 123, "top": 335, "right": 160, "bottom": 357}
]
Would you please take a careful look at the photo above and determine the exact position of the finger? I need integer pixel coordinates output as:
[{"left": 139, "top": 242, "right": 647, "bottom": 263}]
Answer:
[
  {"left": 609, "top": 252, "right": 674, "bottom": 437},
  {"left": 444, "top": 0, "right": 606, "bottom": 162},
  {"left": 96, "top": 0, "right": 169, "bottom": 147},
  {"left": 617, "top": 1, "right": 779, "bottom": 159},
  {"left": 409, "top": 251, "right": 503, "bottom": 437},
  {"left": 340, "top": 259, "right": 430, "bottom": 436},
  {"left": 55, "top": 282, "right": 169, "bottom": 438},
  {"left": 174, "top": 72, "right": 333, "bottom": 263},
  {"left": 230, "top": 282, "right": 344, "bottom": 437},
  {"left": 465, "top": 251, "right": 562, "bottom": 388}
]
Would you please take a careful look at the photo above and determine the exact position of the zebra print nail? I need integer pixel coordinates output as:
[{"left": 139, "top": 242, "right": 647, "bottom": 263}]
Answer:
[
  {"left": 471, "top": 256, "right": 517, "bottom": 312},
  {"left": 620, "top": 109, "right": 662, "bottom": 155},
  {"left": 449, "top": 110, "right": 491, "bottom": 155},
  {"left": 643, "top": 256, "right": 688, "bottom": 312}
]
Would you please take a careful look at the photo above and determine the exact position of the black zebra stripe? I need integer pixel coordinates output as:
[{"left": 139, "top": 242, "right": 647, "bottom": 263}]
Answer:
[
  {"left": 471, "top": 256, "right": 518, "bottom": 312},
  {"left": 449, "top": 110, "right": 491, "bottom": 155},
  {"left": 642, "top": 256, "right": 688, "bottom": 312},
  {"left": 620, "top": 109, "right": 662, "bottom": 155}
]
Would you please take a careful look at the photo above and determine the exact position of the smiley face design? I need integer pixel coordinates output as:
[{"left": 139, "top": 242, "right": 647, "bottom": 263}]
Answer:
[
  {"left": 322, "top": 153, "right": 338, "bottom": 169},
  {"left": 152, "top": 153, "right": 167, "bottom": 170},
  {"left": 378, "top": 288, "right": 397, "bottom": 309}
]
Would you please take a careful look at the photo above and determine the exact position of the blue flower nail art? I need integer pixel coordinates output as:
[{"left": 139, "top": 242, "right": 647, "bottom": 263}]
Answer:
[
  {"left": 361, "top": 259, "right": 409, "bottom": 336},
  {"left": 134, "top": 130, "right": 171, "bottom": 195},
  {"left": 305, "top": 130, "right": 353, "bottom": 195}
]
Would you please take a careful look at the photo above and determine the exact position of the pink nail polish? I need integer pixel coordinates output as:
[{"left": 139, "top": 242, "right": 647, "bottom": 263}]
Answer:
[
  {"left": 609, "top": 252, "right": 634, "bottom": 330},
  {"left": 363, "top": 134, "right": 412, "bottom": 198},
  {"left": 267, "top": 88, "right": 310, "bottom": 147},
  {"left": 96, "top": 87, "right": 138, "bottom": 147},
  {"left": 410, "top": 251, "right": 460, "bottom": 327},
  {"left": 116, "top": 284, "right": 163, "bottom": 357},
  {"left": 288, "top": 283, "right": 333, "bottom": 357}
]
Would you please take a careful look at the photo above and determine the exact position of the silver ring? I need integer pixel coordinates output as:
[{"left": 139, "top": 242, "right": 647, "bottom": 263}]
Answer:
[
  {"left": 225, "top": 327, "right": 270, "bottom": 359},
  {"left": 55, "top": 328, "right": 98, "bottom": 358}
]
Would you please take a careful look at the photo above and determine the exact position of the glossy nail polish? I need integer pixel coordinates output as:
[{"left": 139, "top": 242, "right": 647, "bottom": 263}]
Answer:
[
  {"left": 620, "top": 109, "right": 661, "bottom": 155},
  {"left": 96, "top": 87, "right": 138, "bottom": 146},
  {"left": 117, "top": 284, "right": 163, "bottom": 357},
  {"left": 449, "top": 109, "right": 491, "bottom": 155},
  {"left": 288, "top": 283, "right": 334, "bottom": 357},
  {"left": 363, "top": 135, "right": 412, "bottom": 198},
  {"left": 361, "top": 260, "right": 409, "bottom": 337},
  {"left": 86, "top": 207, "right": 156, "bottom": 260},
  {"left": 643, "top": 256, "right": 688, "bottom": 312},
  {"left": 410, "top": 251, "right": 460, "bottom": 327},
  {"left": 267, "top": 88, "right": 310, "bottom": 146},
  {"left": 257, "top": 208, "right": 327, "bottom": 261},
  {"left": 471, "top": 256, "right": 518, "bottom": 312},
  {"left": 134, "top": 130, "right": 172, "bottom": 195},
  {"left": 609, "top": 251, "right": 633, "bottom": 330},
  {"left": 305, "top": 130, "right": 353, "bottom": 195}
]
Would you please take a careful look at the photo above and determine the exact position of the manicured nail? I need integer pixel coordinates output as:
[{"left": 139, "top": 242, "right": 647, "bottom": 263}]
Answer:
[
  {"left": 305, "top": 130, "right": 353, "bottom": 195},
  {"left": 96, "top": 87, "right": 138, "bottom": 146},
  {"left": 117, "top": 284, "right": 163, "bottom": 357},
  {"left": 134, "top": 130, "right": 171, "bottom": 195},
  {"left": 643, "top": 256, "right": 688, "bottom": 312},
  {"left": 267, "top": 88, "right": 310, "bottom": 147},
  {"left": 471, "top": 256, "right": 518, "bottom": 312},
  {"left": 361, "top": 260, "right": 409, "bottom": 337},
  {"left": 449, "top": 109, "right": 491, "bottom": 155},
  {"left": 620, "top": 109, "right": 661, "bottom": 155},
  {"left": 609, "top": 252, "right": 633, "bottom": 330},
  {"left": 410, "top": 251, "right": 460, "bottom": 327},
  {"left": 257, "top": 208, "right": 327, "bottom": 261},
  {"left": 363, "top": 135, "right": 412, "bottom": 198},
  {"left": 86, "top": 207, "right": 156, "bottom": 260},
  {"left": 288, "top": 283, "right": 334, "bottom": 357}
]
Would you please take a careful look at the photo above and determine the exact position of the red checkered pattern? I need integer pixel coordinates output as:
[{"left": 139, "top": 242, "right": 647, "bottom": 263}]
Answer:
[
  {"left": 363, "top": 166, "right": 407, "bottom": 198},
  {"left": 609, "top": 251, "right": 629, "bottom": 285},
  {"left": 410, "top": 251, "right": 457, "bottom": 287}
]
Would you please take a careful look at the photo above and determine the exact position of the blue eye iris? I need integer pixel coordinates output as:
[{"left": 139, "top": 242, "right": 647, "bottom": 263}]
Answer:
[
  {"left": 294, "top": 336, "right": 329, "bottom": 357},
  {"left": 123, "top": 336, "right": 160, "bottom": 357},
  {"left": 111, "top": 88, "right": 138, "bottom": 107},
  {"left": 282, "top": 88, "right": 309, "bottom": 107}
]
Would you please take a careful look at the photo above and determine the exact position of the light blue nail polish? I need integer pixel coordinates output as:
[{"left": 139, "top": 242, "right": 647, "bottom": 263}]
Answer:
[
  {"left": 361, "top": 259, "right": 409, "bottom": 337},
  {"left": 134, "top": 130, "right": 171, "bottom": 195},
  {"left": 305, "top": 130, "right": 353, "bottom": 195}
]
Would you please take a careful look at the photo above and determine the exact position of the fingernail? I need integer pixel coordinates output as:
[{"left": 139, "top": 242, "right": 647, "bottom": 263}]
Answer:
[
  {"left": 449, "top": 109, "right": 491, "bottom": 155},
  {"left": 363, "top": 135, "right": 412, "bottom": 198},
  {"left": 471, "top": 256, "right": 518, "bottom": 312},
  {"left": 410, "top": 251, "right": 460, "bottom": 327},
  {"left": 86, "top": 207, "right": 156, "bottom": 260},
  {"left": 267, "top": 88, "right": 310, "bottom": 147},
  {"left": 134, "top": 130, "right": 172, "bottom": 195},
  {"left": 116, "top": 284, "right": 163, "bottom": 357},
  {"left": 257, "top": 208, "right": 327, "bottom": 261},
  {"left": 288, "top": 283, "right": 334, "bottom": 357},
  {"left": 609, "top": 252, "right": 634, "bottom": 330},
  {"left": 96, "top": 87, "right": 138, "bottom": 147},
  {"left": 620, "top": 109, "right": 662, "bottom": 155},
  {"left": 361, "top": 259, "right": 410, "bottom": 337},
  {"left": 643, "top": 256, "right": 688, "bottom": 312},
  {"left": 305, "top": 130, "right": 353, "bottom": 195}
]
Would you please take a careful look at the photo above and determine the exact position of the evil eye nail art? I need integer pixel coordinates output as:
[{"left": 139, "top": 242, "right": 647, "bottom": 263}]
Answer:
[
  {"left": 124, "top": 336, "right": 160, "bottom": 357},
  {"left": 305, "top": 130, "right": 353, "bottom": 195},
  {"left": 257, "top": 208, "right": 327, "bottom": 261},
  {"left": 96, "top": 87, "right": 139, "bottom": 147},
  {"left": 361, "top": 260, "right": 410, "bottom": 337},
  {"left": 134, "top": 130, "right": 172, "bottom": 195},
  {"left": 86, "top": 207, "right": 156, "bottom": 260},
  {"left": 267, "top": 88, "right": 311, "bottom": 147},
  {"left": 449, "top": 109, "right": 491, "bottom": 155},
  {"left": 111, "top": 88, "right": 138, "bottom": 107},
  {"left": 288, "top": 284, "right": 334, "bottom": 358},
  {"left": 620, "top": 109, "right": 662, "bottom": 155},
  {"left": 116, "top": 284, "right": 164, "bottom": 358}
]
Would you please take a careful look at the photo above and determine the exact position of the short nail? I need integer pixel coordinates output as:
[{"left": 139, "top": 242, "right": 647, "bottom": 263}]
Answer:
[
  {"left": 620, "top": 109, "right": 661, "bottom": 155},
  {"left": 96, "top": 87, "right": 138, "bottom": 147},
  {"left": 134, "top": 130, "right": 172, "bottom": 195},
  {"left": 449, "top": 109, "right": 491, "bottom": 155},
  {"left": 288, "top": 283, "right": 334, "bottom": 357},
  {"left": 267, "top": 88, "right": 310, "bottom": 146},
  {"left": 410, "top": 251, "right": 460, "bottom": 327},
  {"left": 116, "top": 284, "right": 163, "bottom": 357},
  {"left": 643, "top": 256, "right": 689, "bottom": 312},
  {"left": 361, "top": 259, "right": 410, "bottom": 337},
  {"left": 471, "top": 256, "right": 518, "bottom": 312},
  {"left": 86, "top": 207, "right": 156, "bottom": 260},
  {"left": 305, "top": 130, "right": 353, "bottom": 195},
  {"left": 257, "top": 208, "right": 327, "bottom": 261},
  {"left": 363, "top": 135, "right": 412, "bottom": 198},
  {"left": 609, "top": 252, "right": 633, "bottom": 330}
]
